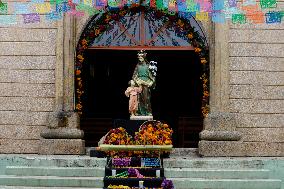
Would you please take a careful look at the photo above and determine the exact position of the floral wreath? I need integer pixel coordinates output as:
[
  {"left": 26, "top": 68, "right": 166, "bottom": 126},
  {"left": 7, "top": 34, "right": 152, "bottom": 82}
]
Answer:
[{"left": 75, "top": 5, "right": 210, "bottom": 117}]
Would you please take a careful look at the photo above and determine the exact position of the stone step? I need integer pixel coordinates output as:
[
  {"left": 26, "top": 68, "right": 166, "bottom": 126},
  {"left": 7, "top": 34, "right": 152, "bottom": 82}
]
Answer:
[
  {"left": 163, "top": 157, "right": 267, "bottom": 169},
  {"left": 5, "top": 166, "right": 105, "bottom": 177},
  {"left": 164, "top": 168, "right": 270, "bottom": 179},
  {"left": 0, "top": 155, "right": 107, "bottom": 171},
  {"left": 169, "top": 148, "right": 200, "bottom": 157},
  {"left": 170, "top": 178, "right": 282, "bottom": 189},
  {"left": 0, "top": 175, "right": 104, "bottom": 188},
  {"left": 0, "top": 155, "right": 273, "bottom": 169}
]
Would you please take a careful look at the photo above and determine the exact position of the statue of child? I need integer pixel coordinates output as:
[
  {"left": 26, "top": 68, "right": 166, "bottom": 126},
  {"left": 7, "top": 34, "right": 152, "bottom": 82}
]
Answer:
[{"left": 125, "top": 80, "right": 142, "bottom": 117}]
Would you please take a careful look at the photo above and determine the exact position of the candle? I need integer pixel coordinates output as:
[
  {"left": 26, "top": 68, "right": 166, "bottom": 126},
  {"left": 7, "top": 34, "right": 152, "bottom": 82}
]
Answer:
[
  {"left": 112, "top": 169, "right": 116, "bottom": 176},
  {"left": 139, "top": 180, "right": 144, "bottom": 188},
  {"left": 156, "top": 169, "right": 160, "bottom": 177}
]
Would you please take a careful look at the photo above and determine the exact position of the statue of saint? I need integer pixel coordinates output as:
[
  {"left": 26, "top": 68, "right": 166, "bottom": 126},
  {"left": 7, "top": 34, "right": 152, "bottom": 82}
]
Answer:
[{"left": 132, "top": 50, "right": 156, "bottom": 116}]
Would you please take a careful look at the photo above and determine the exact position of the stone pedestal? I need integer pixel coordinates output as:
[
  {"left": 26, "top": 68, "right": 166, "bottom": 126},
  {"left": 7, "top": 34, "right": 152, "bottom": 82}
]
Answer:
[
  {"left": 39, "top": 111, "right": 85, "bottom": 155},
  {"left": 198, "top": 112, "right": 243, "bottom": 157},
  {"left": 40, "top": 127, "right": 84, "bottom": 139}
]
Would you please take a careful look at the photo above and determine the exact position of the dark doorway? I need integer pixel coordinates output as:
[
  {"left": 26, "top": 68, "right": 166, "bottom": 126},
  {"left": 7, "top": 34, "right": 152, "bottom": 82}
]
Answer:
[{"left": 80, "top": 49, "right": 203, "bottom": 147}]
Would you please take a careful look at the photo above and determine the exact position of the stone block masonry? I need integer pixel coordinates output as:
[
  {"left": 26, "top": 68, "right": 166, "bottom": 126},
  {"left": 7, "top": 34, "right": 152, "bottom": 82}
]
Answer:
[
  {"left": 0, "top": 21, "right": 57, "bottom": 153},
  {"left": 228, "top": 20, "right": 284, "bottom": 156}
]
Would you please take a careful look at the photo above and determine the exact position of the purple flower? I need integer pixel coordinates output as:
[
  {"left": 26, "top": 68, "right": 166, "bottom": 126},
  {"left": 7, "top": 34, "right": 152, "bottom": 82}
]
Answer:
[
  {"left": 128, "top": 168, "right": 136, "bottom": 177},
  {"left": 112, "top": 158, "right": 131, "bottom": 167},
  {"left": 161, "top": 179, "right": 174, "bottom": 189}
]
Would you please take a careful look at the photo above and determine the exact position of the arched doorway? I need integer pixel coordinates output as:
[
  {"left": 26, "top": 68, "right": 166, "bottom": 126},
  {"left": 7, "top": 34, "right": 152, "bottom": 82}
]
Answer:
[{"left": 75, "top": 6, "right": 209, "bottom": 147}]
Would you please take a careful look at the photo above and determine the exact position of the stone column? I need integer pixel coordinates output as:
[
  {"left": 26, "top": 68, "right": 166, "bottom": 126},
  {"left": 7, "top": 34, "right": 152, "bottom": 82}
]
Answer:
[
  {"left": 198, "top": 22, "right": 243, "bottom": 156},
  {"left": 39, "top": 15, "right": 85, "bottom": 155}
]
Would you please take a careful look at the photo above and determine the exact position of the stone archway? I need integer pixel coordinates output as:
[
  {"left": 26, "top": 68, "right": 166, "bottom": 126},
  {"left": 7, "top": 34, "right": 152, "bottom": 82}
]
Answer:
[
  {"left": 74, "top": 6, "right": 210, "bottom": 117},
  {"left": 73, "top": 6, "right": 211, "bottom": 148},
  {"left": 40, "top": 5, "right": 241, "bottom": 155}
]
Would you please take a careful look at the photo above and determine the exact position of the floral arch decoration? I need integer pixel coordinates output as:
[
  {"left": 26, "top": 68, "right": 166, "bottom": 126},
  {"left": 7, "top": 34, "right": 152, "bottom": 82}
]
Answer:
[{"left": 75, "top": 5, "right": 210, "bottom": 117}]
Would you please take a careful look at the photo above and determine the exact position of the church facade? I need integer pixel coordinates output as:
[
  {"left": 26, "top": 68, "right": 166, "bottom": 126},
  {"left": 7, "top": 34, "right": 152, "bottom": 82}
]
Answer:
[{"left": 0, "top": 6, "right": 283, "bottom": 157}]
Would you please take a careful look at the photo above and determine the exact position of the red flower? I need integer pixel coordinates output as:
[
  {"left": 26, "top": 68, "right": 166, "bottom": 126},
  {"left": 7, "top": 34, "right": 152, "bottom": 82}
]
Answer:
[
  {"left": 89, "top": 32, "right": 95, "bottom": 38},
  {"left": 111, "top": 14, "right": 119, "bottom": 21},
  {"left": 99, "top": 25, "right": 106, "bottom": 31}
]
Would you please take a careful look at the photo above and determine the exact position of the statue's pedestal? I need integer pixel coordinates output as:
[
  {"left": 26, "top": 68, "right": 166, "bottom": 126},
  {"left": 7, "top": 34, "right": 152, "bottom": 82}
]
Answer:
[{"left": 130, "top": 115, "right": 153, "bottom": 121}]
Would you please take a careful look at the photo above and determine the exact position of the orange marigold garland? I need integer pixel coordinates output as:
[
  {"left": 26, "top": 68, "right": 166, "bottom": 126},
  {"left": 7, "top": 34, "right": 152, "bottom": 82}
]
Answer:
[{"left": 75, "top": 7, "right": 138, "bottom": 114}]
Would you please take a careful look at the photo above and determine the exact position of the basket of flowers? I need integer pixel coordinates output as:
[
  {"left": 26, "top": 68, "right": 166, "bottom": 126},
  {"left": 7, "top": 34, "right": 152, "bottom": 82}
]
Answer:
[
  {"left": 101, "top": 127, "right": 133, "bottom": 157},
  {"left": 99, "top": 121, "right": 173, "bottom": 157},
  {"left": 103, "top": 127, "right": 133, "bottom": 145},
  {"left": 135, "top": 121, "right": 173, "bottom": 145}
]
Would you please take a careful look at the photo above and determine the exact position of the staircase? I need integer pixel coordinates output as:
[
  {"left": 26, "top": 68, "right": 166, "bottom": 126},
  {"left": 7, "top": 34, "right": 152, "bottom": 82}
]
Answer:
[
  {"left": 164, "top": 157, "right": 282, "bottom": 189},
  {"left": 0, "top": 154, "right": 282, "bottom": 189},
  {"left": 0, "top": 155, "right": 106, "bottom": 189}
]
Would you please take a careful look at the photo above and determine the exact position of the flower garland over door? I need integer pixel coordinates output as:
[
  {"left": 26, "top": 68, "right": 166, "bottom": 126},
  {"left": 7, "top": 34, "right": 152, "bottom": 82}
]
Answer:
[{"left": 75, "top": 5, "right": 210, "bottom": 117}]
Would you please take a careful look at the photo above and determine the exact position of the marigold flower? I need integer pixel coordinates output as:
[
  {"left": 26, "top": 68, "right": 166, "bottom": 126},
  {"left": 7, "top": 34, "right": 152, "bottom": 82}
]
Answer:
[
  {"left": 95, "top": 29, "right": 100, "bottom": 36},
  {"left": 194, "top": 47, "right": 202, "bottom": 53},
  {"left": 203, "top": 91, "right": 209, "bottom": 97},
  {"left": 77, "top": 54, "right": 84, "bottom": 62},
  {"left": 177, "top": 19, "right": 184, "bottom": 27},
  {"left": 201, "top": 58, "right": 207, "bottom": 64},
  {"left": 119, "top": 10, "right": 126, "bottom": 16},
  {"left": 105, "top": 15, "right": 111, "bottom": 23},
  {"left": 187, "top": 33, "right": 194, "bottom": 39},
  {"left": 75, "top": 70, "right": 81, "bottom": 75},
  {"left": 75, "top": 103, "right": 82, "bottom": 110},
  {"left": 81, "top": 39, "right": 88, "bottom": 46}
]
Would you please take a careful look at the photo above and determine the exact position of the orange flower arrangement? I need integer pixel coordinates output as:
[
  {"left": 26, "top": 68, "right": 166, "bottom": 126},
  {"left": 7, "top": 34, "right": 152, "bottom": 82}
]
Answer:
[
  {"left": 103, "top": 127, "right": 134, "bottom": 157},
  {"left": 102, "top": 121, "right": 173, "bottom": 157},
  {"left": 104, "top": 127, "right": 133, "bottom": 145},
  {"left": 135, "top": 121, "right": 173, "bottom": 145}
]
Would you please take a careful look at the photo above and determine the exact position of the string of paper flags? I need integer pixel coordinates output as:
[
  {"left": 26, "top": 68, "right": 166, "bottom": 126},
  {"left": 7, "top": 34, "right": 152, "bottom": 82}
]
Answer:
[{"left": 0, "top": 0, "right": 283, "bottom": 24}]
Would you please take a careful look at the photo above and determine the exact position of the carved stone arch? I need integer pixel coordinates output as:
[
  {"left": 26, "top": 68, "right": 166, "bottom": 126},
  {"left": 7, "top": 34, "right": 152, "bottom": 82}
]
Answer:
[
  {"left": 42, "top": 7, "right": 239, "bottom": 155},
  {"left": 74, "top": 7, "right": 210, "bottom": 117}
]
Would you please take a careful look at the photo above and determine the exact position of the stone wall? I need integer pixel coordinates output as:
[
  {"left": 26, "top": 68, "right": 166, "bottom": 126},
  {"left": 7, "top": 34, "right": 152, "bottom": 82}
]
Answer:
[
  {"left": 0, "top": 17, "right": 57, "bottom": 153},
  {"left": 228, "top": 21, "right": 284, "bottom": 156}
]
